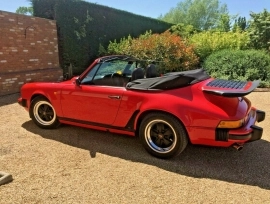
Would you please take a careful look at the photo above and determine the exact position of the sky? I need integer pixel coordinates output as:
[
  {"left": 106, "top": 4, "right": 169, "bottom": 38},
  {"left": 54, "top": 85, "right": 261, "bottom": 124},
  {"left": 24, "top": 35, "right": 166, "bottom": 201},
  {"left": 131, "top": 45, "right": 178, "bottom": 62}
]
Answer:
[{"left": 0, "top": 0, "right": 269, "bottom": 20}]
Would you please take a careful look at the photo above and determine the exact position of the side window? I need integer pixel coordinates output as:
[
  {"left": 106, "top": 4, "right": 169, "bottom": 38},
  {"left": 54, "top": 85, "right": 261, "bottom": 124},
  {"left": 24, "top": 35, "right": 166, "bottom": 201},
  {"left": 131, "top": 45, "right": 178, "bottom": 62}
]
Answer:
[{"left": 81, "top": 64, "right": 100, "bottom": 84}]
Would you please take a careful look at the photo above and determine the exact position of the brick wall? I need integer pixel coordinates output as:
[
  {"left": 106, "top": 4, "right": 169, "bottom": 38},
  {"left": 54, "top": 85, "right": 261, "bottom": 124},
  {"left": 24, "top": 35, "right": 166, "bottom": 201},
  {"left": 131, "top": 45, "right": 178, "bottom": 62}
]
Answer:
[{"left": 0, "top": 11, "right": 63, "bottom": 96}]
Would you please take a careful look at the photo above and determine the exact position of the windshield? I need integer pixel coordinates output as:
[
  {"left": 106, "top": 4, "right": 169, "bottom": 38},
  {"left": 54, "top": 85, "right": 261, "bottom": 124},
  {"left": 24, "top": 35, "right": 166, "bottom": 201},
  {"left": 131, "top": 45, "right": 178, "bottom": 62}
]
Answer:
[{"left": 80, "top": 59, "right": 137, "bottom": 86}]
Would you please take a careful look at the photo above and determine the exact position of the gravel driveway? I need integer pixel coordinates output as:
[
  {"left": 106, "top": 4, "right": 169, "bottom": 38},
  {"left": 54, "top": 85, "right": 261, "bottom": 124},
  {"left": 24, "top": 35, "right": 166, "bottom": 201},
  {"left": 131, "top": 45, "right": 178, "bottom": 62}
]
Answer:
[{"left": 0, "top": 92, "right": 269, "bottom": 203}]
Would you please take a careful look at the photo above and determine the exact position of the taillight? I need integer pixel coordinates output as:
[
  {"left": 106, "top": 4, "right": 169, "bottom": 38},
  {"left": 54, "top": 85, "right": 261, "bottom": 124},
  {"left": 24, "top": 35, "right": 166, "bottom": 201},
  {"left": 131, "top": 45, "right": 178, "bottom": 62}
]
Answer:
[{"left": 217, "top": 119, "right": 244, "bottom": 129}]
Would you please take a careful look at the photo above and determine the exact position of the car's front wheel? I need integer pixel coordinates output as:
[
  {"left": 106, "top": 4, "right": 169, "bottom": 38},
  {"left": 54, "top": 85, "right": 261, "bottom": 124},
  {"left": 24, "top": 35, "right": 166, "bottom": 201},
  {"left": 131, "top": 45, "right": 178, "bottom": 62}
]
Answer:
[
  {"left": 30, "top": 96, "right": 60, "bottom": 129},
  {"left": 139, "top": 113, "right": 188, "bottom": 159}
]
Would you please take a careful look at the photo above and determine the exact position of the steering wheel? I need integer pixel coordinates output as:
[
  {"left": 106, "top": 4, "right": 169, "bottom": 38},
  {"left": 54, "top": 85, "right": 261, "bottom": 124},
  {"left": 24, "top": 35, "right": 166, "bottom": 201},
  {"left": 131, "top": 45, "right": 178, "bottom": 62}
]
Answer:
[
  {"left": 111, "top": 73, "right": 124, "bottom": 86},
  {"left": 111, "top": 73, "right": 122, "bottom": 78}
]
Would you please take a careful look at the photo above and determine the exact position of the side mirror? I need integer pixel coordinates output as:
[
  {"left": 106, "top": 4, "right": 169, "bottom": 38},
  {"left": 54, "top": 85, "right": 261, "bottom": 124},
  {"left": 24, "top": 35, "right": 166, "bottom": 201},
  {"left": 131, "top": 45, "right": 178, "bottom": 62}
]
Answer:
[{"left": 75, "top": 78, "right": 81, "bottom": 86}]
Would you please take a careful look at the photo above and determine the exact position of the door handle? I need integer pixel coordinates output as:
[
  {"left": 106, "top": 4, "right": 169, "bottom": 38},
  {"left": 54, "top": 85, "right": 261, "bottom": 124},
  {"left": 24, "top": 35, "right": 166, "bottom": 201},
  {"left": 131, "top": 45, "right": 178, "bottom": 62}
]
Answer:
[{"left": 108, "top": 95, "right": 121, "bottom": 99}]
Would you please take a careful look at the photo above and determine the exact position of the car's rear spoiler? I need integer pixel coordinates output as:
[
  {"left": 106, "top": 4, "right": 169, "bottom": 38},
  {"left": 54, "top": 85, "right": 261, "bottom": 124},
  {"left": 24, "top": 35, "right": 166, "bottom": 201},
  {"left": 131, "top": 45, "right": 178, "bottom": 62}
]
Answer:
[{"left": 202, "top": 79, "right": 260, "bottom": 97}]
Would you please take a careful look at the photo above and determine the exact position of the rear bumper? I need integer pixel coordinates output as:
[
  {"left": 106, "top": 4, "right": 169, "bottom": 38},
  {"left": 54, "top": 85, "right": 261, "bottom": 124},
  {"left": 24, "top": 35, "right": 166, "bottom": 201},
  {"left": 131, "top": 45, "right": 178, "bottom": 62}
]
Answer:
[
  {"left": 229, "top": 110, "right": 265, "bottom": 142},
  {"left": 229, "top": 124, "right": 263, "bottom": 142},
  {"left": 216, "top": 110, "right": 265, "bottom": 143},
  {"left": 230, "top": 109, "right": 265, "bottom": 142},
  {"left": 256, "top": 110, "right": 265, "bottom": 122}
]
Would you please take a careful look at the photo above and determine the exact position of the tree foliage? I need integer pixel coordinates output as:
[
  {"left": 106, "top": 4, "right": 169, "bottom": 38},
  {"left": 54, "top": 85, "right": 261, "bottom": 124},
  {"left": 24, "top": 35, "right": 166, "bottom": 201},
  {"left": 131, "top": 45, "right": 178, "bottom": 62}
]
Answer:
[
  {"left": 104, "top": 31, "right": 199, "bottom": 72},
  {"left": 159, "top": 0, "right": 228, "bottom": 30},
  {"left": 216, "top": 14, "right": 231, "bottom": 32},
  {"left": 16, "top": 6, "right": 33, "bottom": 15},
  {"left": 232, "top": 17, "right": 248, "bottom": 32},
  {"left": 168, "top": 23, "right": 197, "bottom": 38},
  {"left": 248, "top": 9, "right": 270, "bottom": 50}
]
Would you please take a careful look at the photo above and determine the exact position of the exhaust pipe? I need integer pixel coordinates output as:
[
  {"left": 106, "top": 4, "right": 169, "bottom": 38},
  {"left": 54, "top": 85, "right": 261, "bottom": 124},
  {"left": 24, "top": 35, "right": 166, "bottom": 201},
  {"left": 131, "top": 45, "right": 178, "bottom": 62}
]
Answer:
[{"left": 233, "top": 144, "right": 243, "bottom": 151}]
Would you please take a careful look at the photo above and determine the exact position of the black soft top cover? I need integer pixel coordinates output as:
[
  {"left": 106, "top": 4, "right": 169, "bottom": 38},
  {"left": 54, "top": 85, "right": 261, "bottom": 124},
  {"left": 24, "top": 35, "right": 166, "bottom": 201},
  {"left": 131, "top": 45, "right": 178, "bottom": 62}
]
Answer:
[{"left": 126, "top": 68, "right": 210, "bottom": 91}]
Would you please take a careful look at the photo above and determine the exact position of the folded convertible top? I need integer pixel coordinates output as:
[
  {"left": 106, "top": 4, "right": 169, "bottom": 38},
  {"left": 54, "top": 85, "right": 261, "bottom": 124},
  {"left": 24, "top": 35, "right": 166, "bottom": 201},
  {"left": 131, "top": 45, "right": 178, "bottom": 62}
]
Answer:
[{"left": 126, "top": 69, "right": 210, "bottom": 91}]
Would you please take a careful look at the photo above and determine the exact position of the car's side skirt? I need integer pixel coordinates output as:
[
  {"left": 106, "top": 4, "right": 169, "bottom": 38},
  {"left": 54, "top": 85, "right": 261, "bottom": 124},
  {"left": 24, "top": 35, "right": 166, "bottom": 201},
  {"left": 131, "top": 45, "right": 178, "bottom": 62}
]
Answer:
[{"left": 58, "top": 117, "right": 135, "bottom": 135}]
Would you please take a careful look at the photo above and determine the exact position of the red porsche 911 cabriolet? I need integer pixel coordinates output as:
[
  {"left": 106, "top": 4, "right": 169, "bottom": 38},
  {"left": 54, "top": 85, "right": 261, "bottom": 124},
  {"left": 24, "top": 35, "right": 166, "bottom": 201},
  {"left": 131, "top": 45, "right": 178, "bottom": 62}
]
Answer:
[{"left": 18, "top": 55, "right": 265, "bottom": 158}]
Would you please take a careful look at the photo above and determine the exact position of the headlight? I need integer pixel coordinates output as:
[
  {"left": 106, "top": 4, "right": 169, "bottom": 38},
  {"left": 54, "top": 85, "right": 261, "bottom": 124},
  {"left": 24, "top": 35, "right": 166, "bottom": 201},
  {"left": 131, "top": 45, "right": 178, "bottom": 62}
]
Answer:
[{"left": 217, "top": 119, "right": 244, "bottom": 129}]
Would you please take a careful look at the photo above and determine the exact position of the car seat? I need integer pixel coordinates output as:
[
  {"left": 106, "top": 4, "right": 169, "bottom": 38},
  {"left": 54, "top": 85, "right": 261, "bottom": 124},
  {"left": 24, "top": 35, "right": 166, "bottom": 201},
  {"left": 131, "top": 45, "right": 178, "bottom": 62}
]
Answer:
[
  {"left": 146, "top": 63, "right": 158, "bottom": 78},
  {"left": 131, "top": 68, "right": 144, "bottom": 81}
]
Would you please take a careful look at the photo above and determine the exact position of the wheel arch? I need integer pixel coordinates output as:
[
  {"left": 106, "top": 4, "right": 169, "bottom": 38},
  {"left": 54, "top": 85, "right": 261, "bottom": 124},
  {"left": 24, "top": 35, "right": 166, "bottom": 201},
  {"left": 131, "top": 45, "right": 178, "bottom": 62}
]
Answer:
[
  {"left": 29, "top": 94, "right": 60, "bottom": 129},
  {"left": 135, "top": 110, "right": 190, "bottom": 142},
  {"left": 30, "top": 93, "right": 49, "bottom": 103},
  {"left": 29, "top": 91, "right": 63, "bottom": 117},
  {"left": 29, "top": 94, "right": 50, "bottom": 118}
]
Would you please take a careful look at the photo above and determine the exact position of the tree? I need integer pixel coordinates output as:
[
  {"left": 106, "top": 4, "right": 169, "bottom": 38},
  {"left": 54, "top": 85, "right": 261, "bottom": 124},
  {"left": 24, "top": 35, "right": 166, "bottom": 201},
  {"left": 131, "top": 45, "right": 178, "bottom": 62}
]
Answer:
[
  {"left": 216, "top": 14, "right": 231, "bottom": 32},
  {"left": 16, "top": 6, "right": 33, "bottom": 15},
  {"left": 232, "top": 17, "right": 248, "bottom": 32},
  {"left": 159, "top": 0, "right": 228, "bottom": 30},
  {"left": 248, "top": 9, "right": 270, "bottom": 50}
]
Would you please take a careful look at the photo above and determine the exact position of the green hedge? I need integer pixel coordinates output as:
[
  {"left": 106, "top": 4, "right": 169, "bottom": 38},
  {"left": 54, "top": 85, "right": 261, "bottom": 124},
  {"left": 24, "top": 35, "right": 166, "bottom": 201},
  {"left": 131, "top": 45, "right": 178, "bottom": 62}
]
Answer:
[
  {"left": 189, "top": 31, "right": 250, "bottom": 63},
  {"left": 204, "top": 49, "right": 270, "bottom": 87},
  {"left": 32, "top": 0, "right": 173, "bottom": 74}
]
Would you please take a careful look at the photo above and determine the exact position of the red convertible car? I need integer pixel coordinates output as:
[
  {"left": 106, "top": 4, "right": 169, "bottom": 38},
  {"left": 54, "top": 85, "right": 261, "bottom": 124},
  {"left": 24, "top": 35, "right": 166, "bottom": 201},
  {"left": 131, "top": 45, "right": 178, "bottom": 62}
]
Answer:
[{"left": 18, "top": 55, "right": 265, "bottom": 158}]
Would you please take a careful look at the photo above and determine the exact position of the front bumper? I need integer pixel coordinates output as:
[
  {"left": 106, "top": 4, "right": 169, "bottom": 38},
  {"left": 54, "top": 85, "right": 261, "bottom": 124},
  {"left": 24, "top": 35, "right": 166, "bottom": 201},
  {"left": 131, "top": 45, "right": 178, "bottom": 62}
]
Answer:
[
  {"left": 216, "top": 110, "right": 265, "bottom": 143},
  {"left": 18, "top": 97, "right": 27, "bottom": 108}
]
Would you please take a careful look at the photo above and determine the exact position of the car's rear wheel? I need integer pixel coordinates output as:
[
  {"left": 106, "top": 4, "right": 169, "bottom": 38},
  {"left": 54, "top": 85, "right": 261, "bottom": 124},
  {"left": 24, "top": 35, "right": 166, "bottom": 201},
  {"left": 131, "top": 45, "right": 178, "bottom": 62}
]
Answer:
[
  {"left": 30, "top": 96, "right": 60, "bottom": 129},
  {"left": 139, "top": 113, "right": 188, "bottom": 159}
]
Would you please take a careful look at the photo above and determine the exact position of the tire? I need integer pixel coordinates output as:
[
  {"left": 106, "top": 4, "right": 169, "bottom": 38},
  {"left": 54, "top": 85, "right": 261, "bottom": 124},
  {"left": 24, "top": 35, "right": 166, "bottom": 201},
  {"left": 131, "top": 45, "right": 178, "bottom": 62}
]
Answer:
[
  {"left": 139, "top": 113, "right": 188, "bottom": 159},
  {"left": 29, "top": 96, "right": 60, "bottom": 129}
]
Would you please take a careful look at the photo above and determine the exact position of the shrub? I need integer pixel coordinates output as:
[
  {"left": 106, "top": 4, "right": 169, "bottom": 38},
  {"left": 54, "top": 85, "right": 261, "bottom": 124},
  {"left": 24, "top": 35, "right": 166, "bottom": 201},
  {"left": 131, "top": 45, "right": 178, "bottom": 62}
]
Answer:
[
  {"left": 189, "top": 31, "right": 250, "bottom": 63},
  {"left": 105, "top": 31, "right": 200, "bottom": 73},
  {"left": 203, "top": 49, "right": 270, "bottom": 87},
  {"left": 168, "top": 23, "right": 197, "bottom": 38}
]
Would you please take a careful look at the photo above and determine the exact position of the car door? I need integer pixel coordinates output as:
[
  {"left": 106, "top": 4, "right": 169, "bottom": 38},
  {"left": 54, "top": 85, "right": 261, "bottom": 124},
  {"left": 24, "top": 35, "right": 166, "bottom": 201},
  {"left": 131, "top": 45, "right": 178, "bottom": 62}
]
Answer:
[
  {"left": 60, "top": 84, "right": 124, "bottom": 125},
  {"left": 60, "top": 60, "right": 128, "bottom": 125}
]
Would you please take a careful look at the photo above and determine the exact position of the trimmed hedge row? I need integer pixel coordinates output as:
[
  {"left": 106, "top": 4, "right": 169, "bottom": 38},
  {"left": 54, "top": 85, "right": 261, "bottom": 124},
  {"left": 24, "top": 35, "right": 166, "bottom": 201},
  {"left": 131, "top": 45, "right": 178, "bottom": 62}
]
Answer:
[{"left": 32, "top": 0, "right": 173, "bottom": 74}]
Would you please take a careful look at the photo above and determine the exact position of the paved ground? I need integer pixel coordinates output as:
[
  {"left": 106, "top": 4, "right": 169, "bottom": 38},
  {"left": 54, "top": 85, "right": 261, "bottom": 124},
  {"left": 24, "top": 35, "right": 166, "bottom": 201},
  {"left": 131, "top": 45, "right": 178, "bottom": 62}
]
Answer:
[{"left": 0, "top": 92, "right": 269, "bottom": 204}]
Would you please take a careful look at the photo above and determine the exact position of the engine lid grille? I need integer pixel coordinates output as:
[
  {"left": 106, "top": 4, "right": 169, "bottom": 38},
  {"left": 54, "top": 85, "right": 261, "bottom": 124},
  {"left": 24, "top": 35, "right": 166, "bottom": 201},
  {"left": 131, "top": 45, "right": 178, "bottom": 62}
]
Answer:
[{"left": 207, "top": 79, "right": 247, "bottom": 89}]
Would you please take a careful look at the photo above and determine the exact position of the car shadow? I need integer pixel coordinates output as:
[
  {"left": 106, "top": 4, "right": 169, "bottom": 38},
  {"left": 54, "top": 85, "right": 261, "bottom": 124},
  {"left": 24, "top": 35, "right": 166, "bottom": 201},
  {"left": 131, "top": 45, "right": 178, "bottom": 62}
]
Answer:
[{"left": 22, "top": 121, "right": 270, "bottom": 190}]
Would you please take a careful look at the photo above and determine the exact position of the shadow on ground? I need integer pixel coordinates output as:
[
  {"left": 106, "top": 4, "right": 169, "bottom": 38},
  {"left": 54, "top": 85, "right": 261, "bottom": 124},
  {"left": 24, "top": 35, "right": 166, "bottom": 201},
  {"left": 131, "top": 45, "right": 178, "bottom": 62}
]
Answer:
[{"left": 22, "top": 121, "right": 270, "bottom": 190}]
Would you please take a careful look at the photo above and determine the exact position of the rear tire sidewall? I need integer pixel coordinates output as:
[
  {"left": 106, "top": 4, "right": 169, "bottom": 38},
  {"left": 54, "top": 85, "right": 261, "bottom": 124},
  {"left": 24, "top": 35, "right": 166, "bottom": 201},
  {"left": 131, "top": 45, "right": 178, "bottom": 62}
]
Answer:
[
  {"left": 30, "top": 96, "right": 60, "bottom": 129},
  {"left": 139, "top": 113, "right": 188, "bottom": 159}
]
